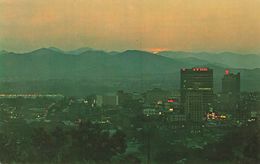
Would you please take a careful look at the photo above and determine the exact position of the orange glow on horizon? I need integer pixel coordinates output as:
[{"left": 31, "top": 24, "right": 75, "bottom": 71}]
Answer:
[{"left": 147, "top": 48, "right": 170, "bottom": 54}]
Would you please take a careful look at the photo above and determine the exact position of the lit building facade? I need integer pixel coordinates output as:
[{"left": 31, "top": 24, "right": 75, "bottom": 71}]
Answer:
[{"left": 180, "top": 68, "right": 213, "bottom": 122}]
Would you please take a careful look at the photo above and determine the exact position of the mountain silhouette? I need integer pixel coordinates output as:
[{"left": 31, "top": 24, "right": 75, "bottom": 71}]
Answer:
[
  {"left": 0, "top": 48, "right": 259, "bottom": 95},
  {"left": 158, "top": 51, "right": 260, "bottom": 69}
]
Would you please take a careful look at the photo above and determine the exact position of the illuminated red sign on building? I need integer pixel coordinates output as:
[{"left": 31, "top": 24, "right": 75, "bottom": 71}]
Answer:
[
  {"left": 225, "top": 69, "right": 229, "bottom": 75},
  {"left": 192, "top": 68, "right": 208, "bottom": 71},
  {"left": 167, "top": 99, "right": 176, "bottom": 103}
]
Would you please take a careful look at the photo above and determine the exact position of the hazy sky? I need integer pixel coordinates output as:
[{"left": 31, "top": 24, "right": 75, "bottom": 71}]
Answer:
[{"left": 0, "top": 0, "right": 260, "bottom": 53}]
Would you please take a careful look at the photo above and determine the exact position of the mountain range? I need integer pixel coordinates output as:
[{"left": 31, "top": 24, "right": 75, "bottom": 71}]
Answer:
[
  {"left": 0, "top": 47, "right": 259, "bottom": 95},
  {"left": 158, "top": 51, "right": 260, "bottom": 69}
]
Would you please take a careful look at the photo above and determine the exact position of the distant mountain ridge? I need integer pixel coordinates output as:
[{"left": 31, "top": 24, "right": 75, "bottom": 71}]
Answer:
[
  {"left": 0, "top": 47, "right": 259, "bottom": 95},
  {"left": 2, "top": 48, "right": 259, "bottom": 69},
  {"left": 157, "top": 51, "right": 260, "bottom": 69}
]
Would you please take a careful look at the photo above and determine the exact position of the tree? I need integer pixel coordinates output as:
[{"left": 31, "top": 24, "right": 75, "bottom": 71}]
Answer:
[
  {"left": 31, "top": 127, "right": 56, "bottom": 162},
  {"left": 0, "top": 133, "right": 18, "bottom": 162},
  {"left": 70, "top": 121, "right": 127, "bottom": 162}
]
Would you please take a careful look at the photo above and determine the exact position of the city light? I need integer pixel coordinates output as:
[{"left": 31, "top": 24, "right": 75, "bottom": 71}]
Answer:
[
  {"left": 225, "top": 69, "right": 229, "bottom": 75},
  {"left": 167, "top": 99, "right": 176, "bottom": 103},
  {"left": 207, "top": 112, "right": 227, "bottom": 120},
  {"left": 169, "top": 108, "right": 174, "bottom": 111},
  {"left": 157, "top": 100, "right": 163, "bottom": 105},
  {"left": 248, "top": 118, "right": 256, "bottom": 122}
]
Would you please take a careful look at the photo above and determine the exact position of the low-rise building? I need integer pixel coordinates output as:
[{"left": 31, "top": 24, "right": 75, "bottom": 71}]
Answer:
[{"left": 96, "top": 94, "right": 119, "bottom": 107}]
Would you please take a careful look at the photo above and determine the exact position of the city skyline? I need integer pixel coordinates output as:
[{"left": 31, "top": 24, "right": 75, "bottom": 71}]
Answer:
[{"left": 1, "top": 0, "right": 260, "bottom": 54}]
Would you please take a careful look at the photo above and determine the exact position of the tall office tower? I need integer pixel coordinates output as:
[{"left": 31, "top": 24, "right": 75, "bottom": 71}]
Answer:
[
  {"left": 221, "top": 70, "right": 241, "bottom": 112},
  {"left": 222, "top": 70, "right": 240, "bottom": 95},
  {"left": 180, "top": 68, "right": 213, "bottom": 122}
]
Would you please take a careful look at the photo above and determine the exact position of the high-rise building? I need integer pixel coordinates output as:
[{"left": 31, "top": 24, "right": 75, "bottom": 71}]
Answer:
[
  {"left": 180, "top": 68, "right": 213, "bottom": 122},
  {"left": 184, "top": 91, "right": 205, "bottom": 122},
  {"left": 222, "top": 70, "right": 240, "bottom": 95},
  {"left": 221, "top": 70, "right": 240, "bottom": 113}
]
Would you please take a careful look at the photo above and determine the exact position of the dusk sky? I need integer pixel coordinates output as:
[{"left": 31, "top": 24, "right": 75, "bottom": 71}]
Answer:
[{"left": 0, "top": 0, "right": 260, "bottom": 53}]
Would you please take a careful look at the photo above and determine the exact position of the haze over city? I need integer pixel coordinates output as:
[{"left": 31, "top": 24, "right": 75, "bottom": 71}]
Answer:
[{"left": 1, "top": 0, "right": 260, "bottom": 54}]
